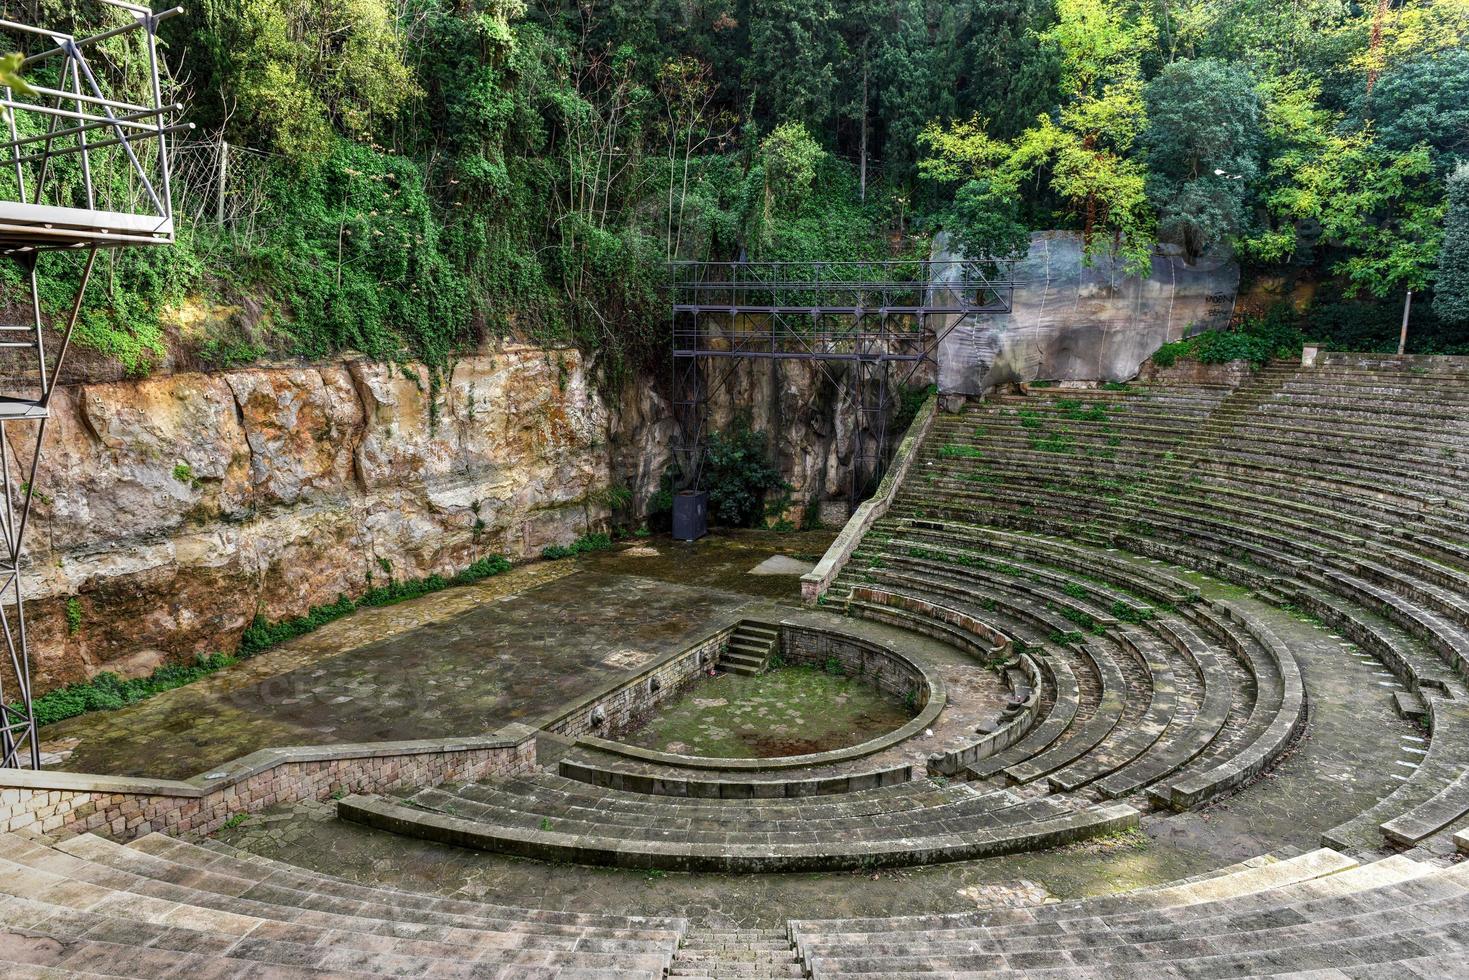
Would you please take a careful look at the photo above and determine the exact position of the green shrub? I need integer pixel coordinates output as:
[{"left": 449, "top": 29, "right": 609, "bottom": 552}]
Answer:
[
  {"left": 702, "top": 420, "right": 789, "bottom": 528},
  {"left": 239, "top": 554, "right": 512, "bottom": 656},
  {"left": 541, "top": 533, "right": 614, "bottom": 560},
  {"left": 27, "top": 652, "right": 238, "bottom": 727}
]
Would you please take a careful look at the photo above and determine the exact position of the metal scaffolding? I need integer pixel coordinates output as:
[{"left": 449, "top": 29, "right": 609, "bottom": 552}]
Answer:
[
  {"left": 670, "top": 259, "right": 1019, "bottom": 507},
  {"left": 0, "top": 0, "right": 186, "bottom": 768}
]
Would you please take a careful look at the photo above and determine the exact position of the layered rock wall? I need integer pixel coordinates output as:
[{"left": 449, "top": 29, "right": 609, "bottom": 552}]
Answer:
[
  {"left": 17, "top": 346, "right": 611, "bottom": 690},
  {"left": 13, "top": 339, "right": 900, "bottom": 694}
]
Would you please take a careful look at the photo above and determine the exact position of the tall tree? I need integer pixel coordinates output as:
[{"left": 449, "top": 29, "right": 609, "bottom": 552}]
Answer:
[
  {"left": 869, "top": 0, "right": 942, "bottom": 187},
  {"left": 947, "top": 0, "right": 1062, "bottom": 142},
  {"left": 192, "top": 0, "right": 418, "bottom": 163},
  {"left": 1361, "top": 49, "right": 1469, "bottom": 172},
  {"left": 920, "top": 0, "right": 1156, "bottom": 273},
  {"left": 1245, "top": 74, "right": 1444, "bottom": 299},
  {"left": 743, "top": 0, "right": 842, "bottom": 133},
  {"left": 1141, "top": 58, "right": 1262, "bottom": 261},
  {"left": 1437, "top": 163, "right": 1469, "bottom": 325}
]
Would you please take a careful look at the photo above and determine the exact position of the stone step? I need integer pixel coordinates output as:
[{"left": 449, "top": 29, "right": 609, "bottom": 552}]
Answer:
[{"left": 337, "top": 786, "right": 1140, "bottom": 873}]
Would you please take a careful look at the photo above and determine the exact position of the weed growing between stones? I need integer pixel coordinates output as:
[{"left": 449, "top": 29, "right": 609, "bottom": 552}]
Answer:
[{"left": 937, "top": 443, "right": 985, "bottom": 459}]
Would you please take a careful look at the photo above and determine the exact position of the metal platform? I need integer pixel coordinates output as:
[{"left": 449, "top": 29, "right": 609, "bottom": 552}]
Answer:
[
  {"left": 670, "top": 259, "right": 1019, "bottom": 505},
  {"left": 0, "top": 201, "right": 173, "bottom": 250},
  {"left": 0, "top": 1, "right": 183, "bottom": 769}
]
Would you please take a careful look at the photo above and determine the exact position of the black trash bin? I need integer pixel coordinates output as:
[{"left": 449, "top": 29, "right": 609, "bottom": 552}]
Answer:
[{"left": 673, "top": 491, "right": 708, "bottom": 541}]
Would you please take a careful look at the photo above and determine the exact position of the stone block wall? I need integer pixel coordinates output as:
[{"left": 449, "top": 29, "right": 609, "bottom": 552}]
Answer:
[
  {"left": 543, "top": 628, "right": 735, "bottom": 740},
  {"left": 779, "top": 626, "right": 928, "bottom": 708},
  {"left": 0, "top": 731, "right": 535, "bottom": 843}
]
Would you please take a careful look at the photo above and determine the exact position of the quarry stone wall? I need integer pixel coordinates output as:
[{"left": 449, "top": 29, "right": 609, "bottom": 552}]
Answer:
[
  {"left": 16, "top": 345, "right": 612, "bottom": 692},
  {"left": 13, "top": 340, "right": 889, "bottom": 694},
  {"left": 936, "top": 231, "right": 1241, "bottom": 393}
]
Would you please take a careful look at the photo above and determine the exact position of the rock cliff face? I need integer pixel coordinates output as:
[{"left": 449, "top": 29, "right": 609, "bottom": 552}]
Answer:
[
  {"left": 13, "top": 339, "right": 921, "bottom": 693},
  {"left": 17, "top": 346, "right": 611, "bottom": 690}
]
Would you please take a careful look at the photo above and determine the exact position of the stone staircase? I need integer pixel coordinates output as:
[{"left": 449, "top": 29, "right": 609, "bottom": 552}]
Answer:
[
  {"left": 790, "top": 849, "right": 1469, "bottom": 976},
  {"left": 718, "top": 620, "right": 779, "bottom": 676},
  {"left": 671, "top": 927, "right": 805, "bottom": 978},
  {"left": 0, "top": 829, "right": 687, "bottom": 977}
]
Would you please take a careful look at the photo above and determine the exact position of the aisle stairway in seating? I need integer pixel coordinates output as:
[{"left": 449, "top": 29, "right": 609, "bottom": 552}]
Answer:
[
  {"left": 837, "top": 354, "right": 1469, "bottom": 857},
  {"left": 670, "top": 927, "right": 804, "bottom": 978}
]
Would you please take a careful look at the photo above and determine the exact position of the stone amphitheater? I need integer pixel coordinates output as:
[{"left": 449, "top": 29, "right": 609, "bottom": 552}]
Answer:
[{"left": 4, "top": 350, "right": 1469, "bottom": 978}]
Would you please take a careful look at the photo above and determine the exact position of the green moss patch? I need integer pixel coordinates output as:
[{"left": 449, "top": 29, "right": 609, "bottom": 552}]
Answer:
[{"left": 624, "top": 665, "right": 913, "bottom": 759}]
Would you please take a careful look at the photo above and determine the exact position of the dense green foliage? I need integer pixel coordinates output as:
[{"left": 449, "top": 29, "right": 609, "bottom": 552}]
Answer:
[
  {"left": 1, "top": 0, "right": 1465, "bottom": 373},
  {"left": 541, "top": 533, "right": 614, "bottom": 560},
  {"left": 701, "top": 420, "right": 790, "bottom": 527},
  {"left": 1151, "top": 308, "right": 1307, "bottom": 367},
  {"left": 1438, "top": 165, "right": 1469, "bottom": 325}
]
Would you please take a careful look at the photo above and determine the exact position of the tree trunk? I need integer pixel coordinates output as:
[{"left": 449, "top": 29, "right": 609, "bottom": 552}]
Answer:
[{"left": 859, "top": 50, "right": 869, "bottom": 203}]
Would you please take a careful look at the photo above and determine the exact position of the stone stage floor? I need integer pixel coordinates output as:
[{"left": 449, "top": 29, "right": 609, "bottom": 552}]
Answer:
[{"left": 41, "top": 530, "right": 836, "bottom": 780}]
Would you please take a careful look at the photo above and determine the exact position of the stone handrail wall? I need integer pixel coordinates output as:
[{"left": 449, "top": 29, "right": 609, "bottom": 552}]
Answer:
[
  {"left": 537, "top": 626, "right": 736, "bottom": 740},
  {"left": 0, "top": 726, "right": 536, "bottom": 842},
  {"left": 802, "top": 393, "right": 938, "bottom": 603}
]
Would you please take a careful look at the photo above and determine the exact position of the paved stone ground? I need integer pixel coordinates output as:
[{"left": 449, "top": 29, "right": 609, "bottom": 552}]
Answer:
[{"left": 41, "top": 531, "right": 833, "bottom": 779}]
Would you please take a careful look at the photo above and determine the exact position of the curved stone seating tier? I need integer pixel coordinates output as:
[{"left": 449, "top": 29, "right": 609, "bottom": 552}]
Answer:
[
  {"left": 556, "top": 750, "right": 918, "bottom": 799},
  {"left": 836, "top": 517, "right": 1311, "bottom": 811},
  {"left": 882, "top": 519, "right": 1201, "bottom": 607},
  {"left": 939, "top": 402, "right": 1469, "bottom": 516},
  {"left": 787, "top": 850, "right": 1469, "bottom": 977},
  {"left": 0, "top": 830, "right": 686, "bottom": 978},
  {"left": 1147, "top": 603, "right": 1306, "bottom": 811},
  {"left": 864, "top": 358, "right": 1469, "bottom": 860},
  {"left": 865, "top": 536, "right": 1305, "bottom": 808},
  {"left": 1322, "top": 694, "right": 1469, "bottom": 851},
  {"left": 922, "top": 435, "right": 1445, "bottom": 545},
  {"left": 336, "top": 773, "right": 1139, "bottom": 872}
]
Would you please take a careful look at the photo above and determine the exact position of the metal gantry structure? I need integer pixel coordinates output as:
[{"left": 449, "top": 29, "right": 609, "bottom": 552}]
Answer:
[
  {"left": 671, "top": 259, "right": 1019, "bottom": 507},
  {"left": 0, "top": 1, "right": 185, "bottom": 768}
]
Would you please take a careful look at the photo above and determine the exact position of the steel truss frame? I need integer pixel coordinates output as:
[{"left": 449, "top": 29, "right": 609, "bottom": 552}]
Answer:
[
  {"left": 670, "top": 259, "right": 1019, "bottom": 507},
  {"left": 0, "top": 1, "right": 182, "bottom": 768}
]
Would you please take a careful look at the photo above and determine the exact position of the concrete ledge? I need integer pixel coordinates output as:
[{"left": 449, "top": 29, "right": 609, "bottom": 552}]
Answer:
[
  {"left": 557, "top": 757, "right": 917, "bottom": 798},
  {"left": 802, "top": 393, "right": 936, "bottom": 603}
]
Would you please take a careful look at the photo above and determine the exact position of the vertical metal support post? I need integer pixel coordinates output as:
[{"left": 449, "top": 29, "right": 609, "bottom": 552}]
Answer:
[{"left": 1398, "top": 290, "right": 1413, "bottom": 356}]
